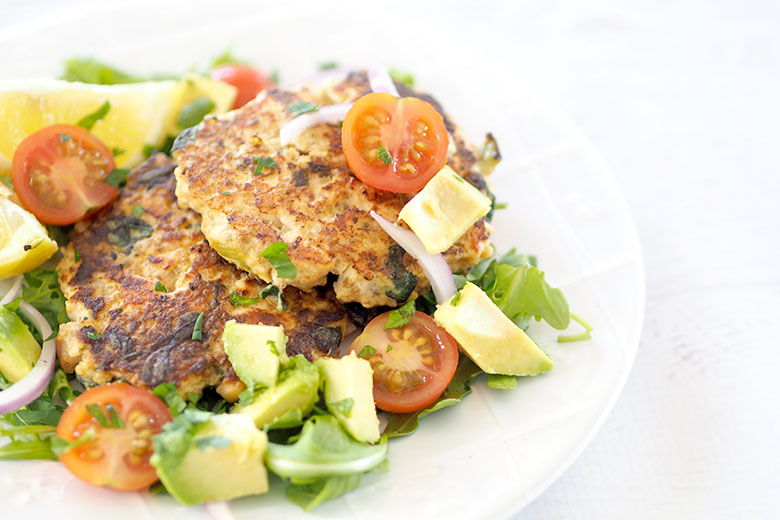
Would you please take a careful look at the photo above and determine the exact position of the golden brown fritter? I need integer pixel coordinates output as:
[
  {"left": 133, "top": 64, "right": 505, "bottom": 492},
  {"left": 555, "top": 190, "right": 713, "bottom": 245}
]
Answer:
[
  {"left": 173, "top": 72, "right": 494, "bottom": 308},
  {"left": 56, "top": 154, "right": 353, "bottom": 402}
]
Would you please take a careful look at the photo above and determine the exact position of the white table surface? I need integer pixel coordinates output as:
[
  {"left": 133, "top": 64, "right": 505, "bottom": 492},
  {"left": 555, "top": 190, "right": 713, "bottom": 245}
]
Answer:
[{"left": 2, "top": 0, "right": 778, "bottom": 518}]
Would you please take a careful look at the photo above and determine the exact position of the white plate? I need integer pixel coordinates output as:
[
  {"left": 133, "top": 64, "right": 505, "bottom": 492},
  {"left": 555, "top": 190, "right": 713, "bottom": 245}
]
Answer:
[{"left": 0, "top": 2, "right": 645, "bottom": 518}]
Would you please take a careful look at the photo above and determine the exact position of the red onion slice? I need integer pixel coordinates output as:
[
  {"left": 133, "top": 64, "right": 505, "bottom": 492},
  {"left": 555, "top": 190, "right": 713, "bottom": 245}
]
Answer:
[
  {"left": 279, "top": 103, "right": 353, "bottom": 146},
  {"left": 0, "top": 301, "right": 56, "bottom": 413},
  {"left": 0, "top": 275, "right": 22, "bottom": 306},
  {"left": 368, "top": 68, "right": 400, "bottom": 97},
  {"left": 204, "top": 501, "right": 237, "bottom": 520},
  {"left": 370, "top": 211, "right": 457, "bottom": 304}
]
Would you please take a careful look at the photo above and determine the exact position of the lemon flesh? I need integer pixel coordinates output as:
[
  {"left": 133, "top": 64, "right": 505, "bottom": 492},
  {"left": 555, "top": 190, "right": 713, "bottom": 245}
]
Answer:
[{"left": 0, "top": 195, "right": 57, "bottom": 279}]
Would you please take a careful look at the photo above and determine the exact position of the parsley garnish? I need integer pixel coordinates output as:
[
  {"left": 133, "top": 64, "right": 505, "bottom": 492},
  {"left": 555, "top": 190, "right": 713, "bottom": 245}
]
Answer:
[
  {"left": 74, "top": 249, "right": 81, "bottom": 262},
  {"left": 451, "top": 291, "right": 462, "bottom": 306},
  {"left": 85, "top": 403, "right": 123, "bottom": 428},
  {"left": 131, "top": 204, "right": 144, "bottom": 217},
  {"left": 377, "top": 145, "right": 392, "bottom": 166},
  {"left": 385, "top": 300, "right": 415, "bottom": 329},
  {"left": 386, "top": 345, "right": 393, "bottom": 353},
  {"left": 329, "top": 398, "right": 354, "bottom": 417},
  {"left": 154, "top": 281, "right": 167, "bottom": 293},
  {"left": 191, "top": 313, "right": 204, "bottom": 341},
  {"left": 259, "top": 284, "right": 287, "bottom": 311},
  {"left": 177, "top": 97, "right": 215, "bottom": 130},
  {"left": 86, "top": 330, "right": 101, "bottom": 341},
  {"left": 105, "top": 168, "right": 130, "bottom": 187},
  {"left": 229, "top": 290, "right": 260, "bottom": 306},
  {"left": 286, "top": 101, "right": 319, "bottom": 117},
  {"left": 358, "top": 345, "right": 376, "bottom": 358},
  {"left": 254, "top": 156, "right": 279, "bottom": 175},
  {"left": 111, "top": 147, "right": 125, "bottom": 157},
  {"left": 76, "top": 100, "right": 111, "bottom": 130},
  {"left": 261, "top": 241, "right": 297, "bottom": 279}
]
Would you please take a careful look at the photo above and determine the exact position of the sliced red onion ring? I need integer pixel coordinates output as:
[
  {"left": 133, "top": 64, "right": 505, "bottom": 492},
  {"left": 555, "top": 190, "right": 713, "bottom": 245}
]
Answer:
[
  {"left": 0, "top": 301, "right": 56, "bottom": 413},
  {"left": 279, "top": 103, "right": 353, "bottom": 146},
  {"left": 370, "top": 211, "right": 457, "bottom": 304},
  {"left": 0, "top": 275, "right": 23, "bottom": 306},
  {"left": 368, "top": 67, "right": 400, "bottom": 97},
  {"left": 204, "top": 501, "right": 237, "bottom": 520}
]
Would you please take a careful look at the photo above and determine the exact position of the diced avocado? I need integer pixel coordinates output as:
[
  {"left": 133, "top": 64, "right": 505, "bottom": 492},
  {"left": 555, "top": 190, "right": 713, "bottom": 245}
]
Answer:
[
  {"left": 222, "top": 320, "right": 288, "bottom": 390},
  {"left": 232, "top": 356, "right": 321, "bottom": 429},
  {"left": 399, "top": 165, "right": 492, "bottom": 254},
  {"left": 434, "top": 282, "right": 553, "bottom": 376},
  {"left": 0, "top": 307, "right": 41, "bottom": 383},
  {"left": 151, "top": 413, "right": 269, "bottom": 505},
  {"left": 315, "top": 351, "right": 380, "bottom": 443}
]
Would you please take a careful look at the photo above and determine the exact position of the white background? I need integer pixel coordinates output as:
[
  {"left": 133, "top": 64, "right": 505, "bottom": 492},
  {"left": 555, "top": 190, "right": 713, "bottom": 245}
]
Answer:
[{"left": 1, "top": 0, "right": 779, "bottom": 518}]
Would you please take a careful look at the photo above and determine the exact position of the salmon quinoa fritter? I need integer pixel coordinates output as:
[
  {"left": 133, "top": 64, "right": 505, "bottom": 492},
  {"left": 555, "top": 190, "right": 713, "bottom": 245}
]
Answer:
[
  {"left": 56, "top": 154, "right": 353, "bottom": 402},
  {"left": 174, "top": 72, "right": 496, "bottom": 308}
]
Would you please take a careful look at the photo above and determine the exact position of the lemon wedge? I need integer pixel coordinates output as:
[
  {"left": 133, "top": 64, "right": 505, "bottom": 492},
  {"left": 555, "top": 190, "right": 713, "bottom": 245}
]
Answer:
[
  {"left": 0, "top": 77, "right": 236, "bottom": 176},
  {"left": 0, "top": 195, "right": 58, "bottom": 279}
]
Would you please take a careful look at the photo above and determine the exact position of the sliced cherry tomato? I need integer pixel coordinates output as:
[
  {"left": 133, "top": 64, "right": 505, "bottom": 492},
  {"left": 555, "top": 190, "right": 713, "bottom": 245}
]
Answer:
[
  {"left": 349, "top": 311, "right": 459, "bottom": 413},
  {"left": 210, "top": 64, "right": 275, "bottom": 109},
  {"left": 56, "top": 383, "right": 173, "bottom": 491},
  {"left": 11, "top": 124, "right": 117, "bottom": 225},
  {"left": 341, "top": 92, "right": 449, "bottom": 193}
]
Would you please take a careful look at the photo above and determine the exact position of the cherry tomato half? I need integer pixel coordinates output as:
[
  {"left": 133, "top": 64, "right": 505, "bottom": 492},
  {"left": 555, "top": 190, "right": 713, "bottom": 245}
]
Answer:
[
  {"left": 210, "top": 64, "right": 275, "bottom": 109},
  {"left": 349, "top": 311, "right": 459, "bottom": 413},
  {"left": 341, "top": 92, "right": 449, "bottom": 193},
  {"left": 56, "top": 383, "right": 173, "bottom": 491},
  {"left": 11, "top": 124, "right": 117, "bottom": 225}
]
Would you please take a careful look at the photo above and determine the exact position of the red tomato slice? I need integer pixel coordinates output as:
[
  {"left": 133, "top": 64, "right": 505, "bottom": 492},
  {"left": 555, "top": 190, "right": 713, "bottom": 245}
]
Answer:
[
  {"left": 341, "top": 92, "right": 449, "bottom": 193},
  {"left": 349, "top": 311, "right": 459, "bottom": 413},
  {"left": 56, "top": 383, "right": 172, "bottom": 491},
  {"left": 11, "top": 124, "right": 117, "bottom": 225},
  {"left": 210, "top": 64, "right": 275, "bottom": 109}
]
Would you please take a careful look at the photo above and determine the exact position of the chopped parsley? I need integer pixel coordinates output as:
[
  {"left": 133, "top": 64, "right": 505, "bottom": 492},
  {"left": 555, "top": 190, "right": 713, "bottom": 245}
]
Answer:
[
  {"left": 154, "top": 281, "right": 167, "bottom": 293},
  {"left": 384, "top": 300, "right": 415, "bottom": 330},
  {"left": 191, "top": 313, "right": 204, "bottom": 341},
  {"left": 229, "top": 290, "right": 260, "bottom": 306},
  {"left": 85, "top": 403, "right": 124, "bottom": 428},
  {"left": 259, "top": 284, "right": 287, "bottom": 311},
  {"left": 261, "top": 241, "right": 297, "bottom": 279},
  {"left": 254, "top": 156, "right": 279, "bottom": 175},
  {"left": 386, "top": 345, "right": 393, "bottom": 353},
  {"left": 105, "top": 168, "right": 130, "bottom": 188},
  {"left": 76, "top": 100, "right": 111, "bottom": 130},
  {"left": 74, "top": 248, "right": 81, "bottom": 263},
  {"left": 131, "top": 204, "right": 144, "bottom": 218},
  {"left": 111, "top": 147, "right": 125, "bottom": 157},
  {"left": 86, "top": 330, "right": 101, "bottom": 341},
  {"left": 358, "top": 345, "right": 376, "bottom": 358},
  {"left": 377, "top": 145, "right": 392, "bottom": 166},
  {"left": 286, "top": 101, "right": 319, "bottom": 117}
]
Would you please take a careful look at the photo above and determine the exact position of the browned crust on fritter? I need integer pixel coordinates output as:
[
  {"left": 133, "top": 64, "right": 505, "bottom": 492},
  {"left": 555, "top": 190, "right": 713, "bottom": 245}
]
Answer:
[
  {"left": 56, "top": 155, "right": 353, "bottom": 401},
  {"left": 173, "top": 71, "right": 493, "bottom": 308}
]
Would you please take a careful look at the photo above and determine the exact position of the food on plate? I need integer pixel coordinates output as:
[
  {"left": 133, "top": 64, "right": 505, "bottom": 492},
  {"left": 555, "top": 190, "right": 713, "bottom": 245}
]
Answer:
[
  {"left": 173, "top": 71, "right": 493, "bottom": 308},
  {"left": 210, "top": 63, "right": 276, "bottom": 109},
  {"left": 222, "top": 321, "right": 288, "bottom": 390},
  {"left": 55, "top": 154, "right": 353, "bottom": 401},
  {"left": 0, "top": 306, "right": 41, "bottom": 382},
  {"left": 0, "top": 193, "right": 58, "bottom": 277}
]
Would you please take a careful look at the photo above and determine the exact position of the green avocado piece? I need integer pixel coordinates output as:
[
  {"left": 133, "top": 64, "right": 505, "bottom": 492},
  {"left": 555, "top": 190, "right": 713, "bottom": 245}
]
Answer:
[
  {"left": 315, "top": 352, "right": 380, "bottom": 443},
  {"left": 434, "top": 282, "right": 553, "bottom": 376},
  {"left": 0, "top": 307, "right": 41, "bottom": 383},
  {"left": 151, "top": 413, "right": 269, "bottom": 505},
  {"left": 232, "top": 356, "right": 321, "bottom": 429},
  {"left": 222, "top": 320, "right": 288, "bottom": 390}
]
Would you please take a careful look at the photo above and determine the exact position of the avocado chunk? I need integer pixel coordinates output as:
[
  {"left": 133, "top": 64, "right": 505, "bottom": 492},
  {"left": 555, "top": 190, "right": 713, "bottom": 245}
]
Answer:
[
  {"left": 315, "top": 351, "right": 380, "bottom": 443},
  {"left": 150, "top": 411, "right": 269, "bottom": 505},
  {"left": 222, "top": 320, "right": 288, "bottom": 390},
  {"left": 0, "top": 307, "right": 41, "bottom": 383},
  {"left": 399, "top": 165, "right": 492, "bottom": 254},
  {"left": 232, "top": 356, "right": 321, "bottom": 429},
  {"left": 434, "top": 282, "right": 553, "bottom": 376}
]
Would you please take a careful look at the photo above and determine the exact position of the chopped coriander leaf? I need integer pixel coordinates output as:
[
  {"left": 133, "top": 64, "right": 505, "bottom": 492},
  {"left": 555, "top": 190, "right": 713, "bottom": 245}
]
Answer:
[
  {"left": 384, "top": 300, "right": 415, "bottom": 329},
  {"left": 105, "top": 168, "right": 130, "bottom": 188},
  {"left": 358, "top": 345, "right": 376, "bottom": 358},
  {"left": 386, "top": 345, "right": 393, "bottom": 353},
  {"left": 154, "top": 281, "right": 167, "bottom": 293},
  {"left": 74, "top": 249, "right": 81, "bottom": 262},
  {"left": 131, "top": 204, "right": 144, "bottom": 217},
  {"left": 259, "top": 284, "right": 287, "bottom": 311},
  {"left": 261, "top": 241, "right": 297, "bottom": 279},
  {"left": 254, "top": 156, "right": 279, "bottom": 175},
  {"left": 56, "top": 133, "right": 71, "bottom": 142},
  {"left": 177, "top": 97, "right": 215, "bottom": 130},
  {"left": 86, "top": 330, "right": 101, "bottom": 341},
  {"left": 229, "top": 290, "right": 260, "bottom": 306},
  {"left": 329, "top": 398, "right": 354, "bottom": 417},
  {"left": 106, "top": 404, "right": 125, "bottom": 428},
  {"left": 111, "top": 147, "right": 125, "bottom": 157},
  {"left": 319, "top": 61, "right": 339, "bottom": 70},
  {"left": 85, "top": 403, "right": 112, "bottom": 427},
  {"left": 76, "top": 100, "right": 111, "bottom": 130},
  {"left": 191, "top": 312, "right": 204, "bottom": 341},
  {"left": 286, "top": 101, "right": 319, "bottom": 117},
  {"left": 377, "top": 145, "right": 392, "bottom": 166}
]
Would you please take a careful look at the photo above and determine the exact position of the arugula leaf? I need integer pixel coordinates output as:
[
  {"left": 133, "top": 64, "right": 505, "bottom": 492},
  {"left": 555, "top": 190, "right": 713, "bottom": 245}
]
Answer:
[
  {"left": 206, "top": 48, "right": 248, "bottom": 69},
  {"left": 384, "top": 300, "right": 415, "bottom": 330},
  {"left": 383, "top": 356, "right": 482, "bottom": 437},
  {"left": 287, "top": 474, "right": 362, "bottom": 511},
  {"left": 486, "top": 264, "right": 570, "bottom": 330},
  {"left": 76, "top": 100, "right": 110, "bottom": 130},
  {"left": 229, "top": 290, "right": 260, "bottom": 306},
  {"left": 61, "top": 58, "right": 141, "bottom": 84},
  {"left": 22, "top": 267, "right": 67, "bottom": 335},
  {"left": 105, "top": 168, "right": 130, "bottom": 187},
  {"left": 377, "top": 145, "right": 392, "bottom": 166},
  {"left": 151, "top": 408, "right": 213, "bottom": 468},
  {"left": 389, "top": 68, "right": 415, "bottom": 88},
  {"left": 557, "top": 313, "right": 593, "bottom": 343},
  {"left": 261, "top": 241, "right": 297, "bottom": 279},
  {"left": 286, "top": 101, "right": 319, "bottom": 117},
  {"left": 254, "top": 156, "right": 279, "bottom": 175},
  {"left": 177, "top": 97, "right": 215, "bottom": 130},
  {"left": 486, "top": 374, "right": 517, "bottom": 390},
  {"left": 0, "top": 439, "right": 58, "bottom": 460}
]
